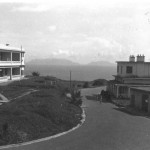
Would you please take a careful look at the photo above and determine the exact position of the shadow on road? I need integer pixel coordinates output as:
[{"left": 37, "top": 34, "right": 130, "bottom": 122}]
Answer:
[
  {"left": 85, "top": 95, "right": 98, "bottom": 101},
  {"left": 85, "top": 95, "right": 112, "bottom": 105},
  {"left": 113, "top": 107, "right": 150, "bottom": 119}
]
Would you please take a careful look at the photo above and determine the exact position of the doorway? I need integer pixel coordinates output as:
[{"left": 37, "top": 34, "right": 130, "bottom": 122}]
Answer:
[
  {"left": 131, "top": 95, "right": 135, "bottom": 107},
  {"left": 142, "top": 94, "right": 149, "bottom": 112}
]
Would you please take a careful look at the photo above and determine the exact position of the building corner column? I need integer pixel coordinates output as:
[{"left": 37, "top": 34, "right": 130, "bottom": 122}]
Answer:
[
  {"left": 116, "top": 85, "right": 119, "bottom": 98},
  {"left": 10, "top": 68, "right": 12, "bottom": 80},
  {"left": 11, "top": 52, "right": 12, "bottom": 62}
]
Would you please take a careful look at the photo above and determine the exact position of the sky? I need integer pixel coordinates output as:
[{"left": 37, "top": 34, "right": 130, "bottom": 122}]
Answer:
[{"left": 0, "top": 0, "right": 150, "bottom": 64}]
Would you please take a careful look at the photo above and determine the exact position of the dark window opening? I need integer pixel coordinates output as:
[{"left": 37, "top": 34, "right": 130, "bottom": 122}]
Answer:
[
  {"left": 12, "top": 53, "right": 20, "bottom": 61},
  {"left": 126, "top": 66, "right": 132, "bottom": 74}
]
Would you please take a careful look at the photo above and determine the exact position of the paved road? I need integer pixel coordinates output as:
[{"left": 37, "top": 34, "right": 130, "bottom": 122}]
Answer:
[{"left": 4, "top": 86, "right": 150, "bottom": 150}]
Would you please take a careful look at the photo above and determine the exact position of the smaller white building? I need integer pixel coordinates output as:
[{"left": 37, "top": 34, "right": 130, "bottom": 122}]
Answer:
[
  {"left": 107, "top": 55, "right": 150, "bottom": 99},
  {"left": 0, "top": 44, "right": 25, "bottom": 82},
  {"left": 117, "top": 55, "right": 150, "bottom": 79}
]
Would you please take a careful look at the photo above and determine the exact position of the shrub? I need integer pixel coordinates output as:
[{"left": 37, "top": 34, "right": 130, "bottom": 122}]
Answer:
[
  {"left": 92, "top": 80, "right": 103, "bottom": 86},
  {"left": 32, "top": 72, "right": 40, "bottom": 77},
  {"left": 92, "top": 79, "right": 107, "bottom": 86},
  {"left": 44, "top": 76, "right": 56, "bottom": 81},
  {"left": 83, "top": 82, "right": 89, "bottom": 88},
  {"left": 2, "top": 123, "right": 8, "bottom": 134},
  {"left": 101, "top": 90, "right": 112, "bottom": 102},
  {"left": 70, "top": 91, "right": 82, "bottom": 106},
  {"left": 61, "top": 87, "right": 70, "bottom": 97}
]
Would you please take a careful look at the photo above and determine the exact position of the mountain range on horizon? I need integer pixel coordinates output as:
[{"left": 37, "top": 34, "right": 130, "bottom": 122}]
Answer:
[
  {"left": 87, "top": 61, "right": 115, "bottom": 66},
  {"left": 26, "top": 58, "right": 115, "bottom": 66}
]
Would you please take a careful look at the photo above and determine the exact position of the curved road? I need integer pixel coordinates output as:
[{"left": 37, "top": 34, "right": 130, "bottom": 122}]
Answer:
[{"left": 4, "top": 86, "right": 150, "bottom": 150}]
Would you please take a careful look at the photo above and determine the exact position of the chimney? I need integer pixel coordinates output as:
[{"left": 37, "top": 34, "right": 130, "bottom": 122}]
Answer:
[
  {"left": 136, "top": 54, "right": 145, "bottom": 62},
  {"left": 129, "top": 55, "right": 135, "bottom": 62}
]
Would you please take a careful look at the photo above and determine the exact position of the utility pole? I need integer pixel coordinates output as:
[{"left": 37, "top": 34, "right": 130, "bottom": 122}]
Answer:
[
  {"left": 70, "top": 70, "right": 72, "bottom": 93},
  {"left": 21, "top": 45, "right": 22, "bottom": 74}
]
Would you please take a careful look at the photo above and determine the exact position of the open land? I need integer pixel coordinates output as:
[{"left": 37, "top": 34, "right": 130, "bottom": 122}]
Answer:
[{"left": 0, "top": 76, "right": 82, "bottom": 145}]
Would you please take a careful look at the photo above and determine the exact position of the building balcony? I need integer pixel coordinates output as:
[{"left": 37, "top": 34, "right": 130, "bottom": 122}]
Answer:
[{"left": 0, "top": 61, "right": 24, "bottom": 66}]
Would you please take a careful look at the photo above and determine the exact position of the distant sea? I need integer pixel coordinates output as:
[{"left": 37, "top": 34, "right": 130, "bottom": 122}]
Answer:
[{"left": 25, "top": 65, "right": 116, "bottom": 81}]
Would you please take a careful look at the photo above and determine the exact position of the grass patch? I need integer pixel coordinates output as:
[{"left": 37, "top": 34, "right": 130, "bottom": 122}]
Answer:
[{"left": 0, "top": 76, "right": 82, "bottom": 145}]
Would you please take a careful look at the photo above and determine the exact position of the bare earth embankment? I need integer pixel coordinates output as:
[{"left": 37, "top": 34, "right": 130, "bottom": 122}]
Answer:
[{"left": 0, "top": 76, "right": 82, "bottom": 145}]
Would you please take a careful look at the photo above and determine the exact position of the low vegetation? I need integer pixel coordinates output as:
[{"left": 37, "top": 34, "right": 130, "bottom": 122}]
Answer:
[
  {"left": 82, "top": 79, "right": 107, "bottom": 89},
  {"left": 92, "top": 79, "right": 107, "bottom": 87},
  {"left": 70, "top": 90, "right": 82, "bottom": 106},
  {"left": 83, "top": 82, "right": 89, "bottom": 88},
  {"left": 101, "top": 90, "right": 112, "bottom": 102},
  {"left": 0, "top": 76, "right": 82, "bottom": 145},
  {"left": 32, "top": 71, "right": 40, "bottom": 77}
]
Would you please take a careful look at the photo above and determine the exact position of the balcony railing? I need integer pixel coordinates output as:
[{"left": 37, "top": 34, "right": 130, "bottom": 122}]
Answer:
[
  {"left": 0, "top": 61, "right": 20, "bottom": 62},
  {"left": 0, "top": 61, "right": 23, "bottom": 66},
  {"left": 0, "top": 76, "right": 8, "bottom": 79}
]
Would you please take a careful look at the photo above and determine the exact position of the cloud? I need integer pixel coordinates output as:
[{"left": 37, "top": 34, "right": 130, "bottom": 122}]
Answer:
[
  {"left": 65, "top": 36, "right": 126, "bottom": 62},
  {"left": 86, "top": 37, "right": 114, "bottom": 48},
  {"left": 12, "top": 4, "right": 50, "bottom": 12},
  {"left": 71, "top": 36, "right": 122, "bottom": 51},
  {"left": 48, "top": 25, "right": 57, "bottom": 32},
  {"left": 2, "top": 1, "right": 150, "bottom": 64},
  {"left": 3, "top": 0, "right": 150, "bottom": 8},
  {"left": 52, "top": 49, "right": 76, "bottom": 57}
]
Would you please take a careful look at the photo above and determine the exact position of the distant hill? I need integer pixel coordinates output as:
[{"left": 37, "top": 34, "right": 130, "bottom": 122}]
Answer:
[
  {"left": 27, "top": 59, "right": 115, "bottom": 67},
  {"left": 26, "top": 58, "right": 80, "bottom": 66},
  {"left": 87, "top": 61, "right": 115, "bottom": 66},
  {"left": 25, "top": 64, "right": 116, "bottom": 81}
]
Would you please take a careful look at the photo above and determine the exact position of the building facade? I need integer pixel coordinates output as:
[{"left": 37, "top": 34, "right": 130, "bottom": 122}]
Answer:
[
  {"left": 107, "top": 55, "right": 150, "bottom": 99},
  {"left": 0, "top": 44, "right": 25, "bottom": 82},
  {"left": 130, "top": 87, "right": 150, "bottom": 113}
]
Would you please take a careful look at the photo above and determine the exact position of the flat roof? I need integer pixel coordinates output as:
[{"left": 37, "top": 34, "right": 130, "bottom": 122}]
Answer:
[
  {"left": 113, "top": 75, "right": 150, "bottom": 80},
  {"left": 131, "top": 87, "right": 150, "bottom": 92},
  {"left": 0, "top": 44, "right": 25, "bottom": 52},
  {"left": 124, "top": 78, "right": 150, "bottom": 80},
  {"left": 116, "top": 61, "right": 150, "bottom": 64}
]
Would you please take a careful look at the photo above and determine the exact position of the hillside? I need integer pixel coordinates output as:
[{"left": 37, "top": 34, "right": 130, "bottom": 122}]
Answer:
[
  {"left": 87, "top": 61, "right": 115, "bottom": 66},
  {"left": 27, "top": 58, "right": 80, "bottom": 66}
]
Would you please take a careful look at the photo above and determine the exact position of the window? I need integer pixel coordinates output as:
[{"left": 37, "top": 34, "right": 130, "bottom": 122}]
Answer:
[{"left": 126, "top": 66, "right": 132, "bottom": 74}]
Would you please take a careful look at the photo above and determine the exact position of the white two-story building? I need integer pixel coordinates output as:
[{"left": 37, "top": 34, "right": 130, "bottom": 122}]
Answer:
[
  {"left": 107, "top": 55, "right": 150, "bottom": 99},
  {"left": 0, "top": 44, "right": 25, "bottom": 82}
]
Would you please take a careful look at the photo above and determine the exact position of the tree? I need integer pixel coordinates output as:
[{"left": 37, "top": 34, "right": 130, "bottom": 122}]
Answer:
[
  {"left": 32, "top": 71, "right": 40, "bottom": 77},
  {"left": 92, "top": 80, "right": 103, "bottom": 86},
  {"left": 83, "top": 82, "right": 89, "bottom": 88},
  {"left": 92, "top": 79, "right": 107, "bottom": 86}
]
